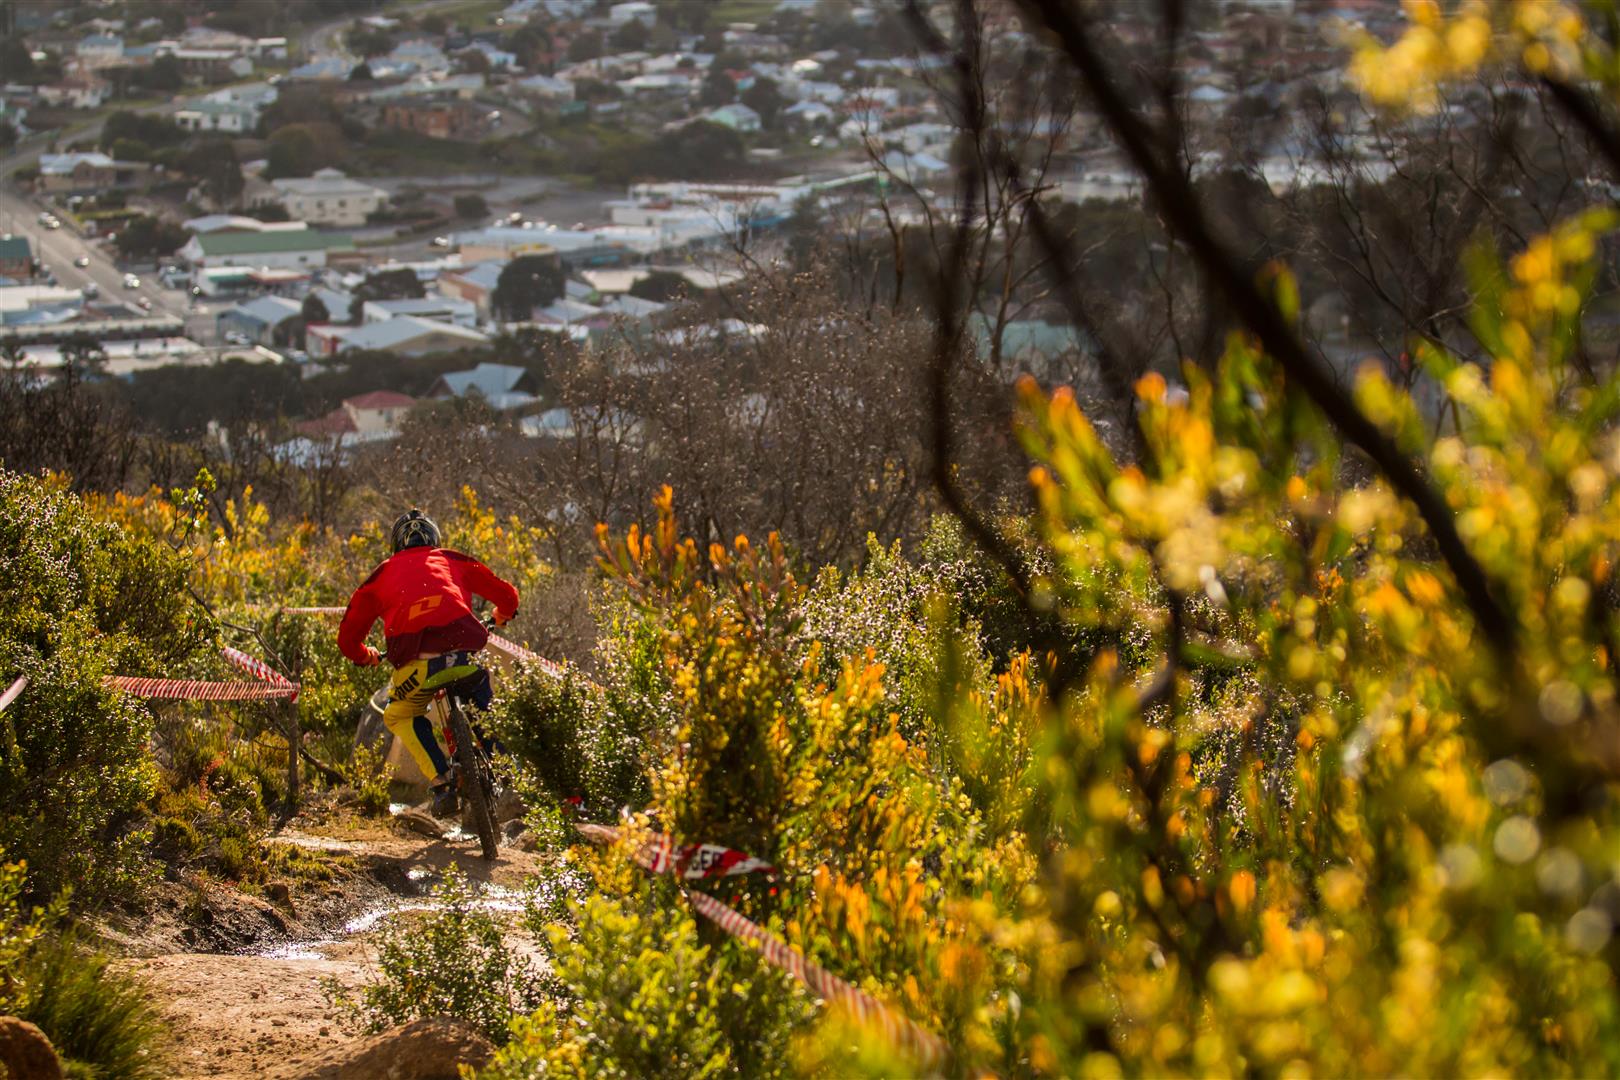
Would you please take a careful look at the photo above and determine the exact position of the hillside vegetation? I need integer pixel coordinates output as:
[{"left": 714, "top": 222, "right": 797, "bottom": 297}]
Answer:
[{"left": 4, "top": 2, "right": 1620, "bottom": 1077}]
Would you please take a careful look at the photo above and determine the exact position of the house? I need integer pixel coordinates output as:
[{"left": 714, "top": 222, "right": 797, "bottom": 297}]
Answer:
[
  {"left": 514, "top": 74, "right": 573, "bottom": 101},
  {"left": 783, "top": 100, "right": 834, "bottom": 128},
  {"left": 460, "top": 41, "right": 518, "bottom": 70},
  {"left": 216, "top": 295, "right": 303, "bottom": 346},
  {"left": 75, "top": 34, "right": 124, "bottom": 66},
  {"left": 620, "top": 73, "right": 695, "bottom": 95},
  {"left": 705, "top": 103, "right": 762, "bottom": 133},
  {"left": 599, "top": 293, "right": 666, "bottom": 322},
  {"left": 296, "top": 391, "right": 417, "bottom": 440},
  {"left": 882, "top": 149, "right": 950, "bottom": 184},
  {"left": 388, "top": 40, "right": 451, "bottom": 73},
  {"left": 37, "top": 152, "right": 150, "bottom": 194},
  {"left": 174, "top": 98, "right": 260, "bottom": 134},
  {"left": 428, "top": 362, "right": 538, "bottom": 410},
  {"left": 531, "top": 298, "right": 606, "bottom": 328},
  {"left": 341, "top": 390, "right": 416, "bottom": 435},
  {"left": 337, "top": 314, "right": 490, "bottom": 357},
  {"left": 379, "top": 100, "right": 493, "bottom": 142},
  {"left": 0, "top": 285, "right": 85, "bottom": 325},
  {"left": 437, "top": 260, "right": 505, "bottom": 317},
  {"left": 37, "top": 75, "right": 108, "bottom": 110},
  {"left": 181, "top": 214, "right": 282, "bottom": 234},
  {"left": 609, "top": 1, "right": 657, "bottom": 26},
  {"left": 170, "top": 48, "right": 255, "bottom": 81},
  {"left": 287, "top": 58, "right": 354, "bottom": 81},
  {"left": 360, "top": 296, "right": 478, "bottom": 327},
  {"left": 0, "top": 236, "right": 33, "bottom": 281},
  {"left": 178, "top": 229, "right": 356, "bottom": 275},
  {"left": 268, "top": 170, "right": 388, "bottom": 228}
]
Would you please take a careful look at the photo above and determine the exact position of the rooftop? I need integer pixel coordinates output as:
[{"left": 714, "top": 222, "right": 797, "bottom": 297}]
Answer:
[
  {"left": 270, "top": 170, "right": 388, "bottom": 198},
  {"left": 193, "top": 231, "right": 354, "bottom": 257},
  {"left": 345, "top": 390, "right": 416, "bottom": 410}
]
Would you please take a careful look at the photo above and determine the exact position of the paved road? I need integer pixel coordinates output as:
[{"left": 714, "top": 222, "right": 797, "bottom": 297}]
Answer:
[{"left": 0, "top": 1, "right": 499, "bottom": 340}]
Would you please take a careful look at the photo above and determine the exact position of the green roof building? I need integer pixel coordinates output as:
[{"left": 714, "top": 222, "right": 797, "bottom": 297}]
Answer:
[{"left": 178, "top": 228, "right": 354, "bottom": 273}]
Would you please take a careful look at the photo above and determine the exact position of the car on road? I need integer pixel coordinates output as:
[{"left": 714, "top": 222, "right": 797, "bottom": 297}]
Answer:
[
  {"left": 41, "top": 216, "right": 61, "bottom": 230},
  {"left": 137, "top": 297, "right": 152, "bottom": 312},
  {"left": 82, "top": 282, "right": 98, "bottom": 298},
  {"left": 122, "top": 273, "right": 141, "bottom": 289},
  {"left": 432, "top": 235, "right": 450, "bottom": 247},
  {"left": 73, "top": 256, "right": 89, "bottom": 268}
]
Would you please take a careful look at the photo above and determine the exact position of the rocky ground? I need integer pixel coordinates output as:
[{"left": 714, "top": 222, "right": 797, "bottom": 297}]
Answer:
[{"left": 103, "top": 811, "right": 546, "bottom": 1080}]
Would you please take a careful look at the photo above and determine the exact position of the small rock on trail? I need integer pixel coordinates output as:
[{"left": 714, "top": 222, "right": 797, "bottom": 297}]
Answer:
[
  {"left": 0, "top": 1016, "right": 64, "bottom": 1080},
  {"left": 303, "top": 1017, "right": 494, "bottom": 1080}
]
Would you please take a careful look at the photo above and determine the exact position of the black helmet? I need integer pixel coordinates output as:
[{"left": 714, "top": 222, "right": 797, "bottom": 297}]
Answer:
[{"left": 390, "top": 508, "right": 440, "bottom": 553}]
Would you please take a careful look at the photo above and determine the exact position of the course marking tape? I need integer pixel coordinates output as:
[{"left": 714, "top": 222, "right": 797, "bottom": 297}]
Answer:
[
  {"left": 221, "top": 646, "right": 298, "bottom": 699},
  {"left": 575, "top": 822, "right": 946, "bottom": 1067},
  {"left": 575, "top": 822, "right": 776, "bottom": 880},
  {"left": 104, "top": 676, "right": 299, "bottom": 701},
  {"left": 0, "top": 675, "right": 26, "bottom": 714}
]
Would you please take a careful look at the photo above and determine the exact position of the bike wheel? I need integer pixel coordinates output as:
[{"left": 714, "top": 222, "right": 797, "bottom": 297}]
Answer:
[{"left": 447, "top": 701, "right": 499, "bottom": 860}]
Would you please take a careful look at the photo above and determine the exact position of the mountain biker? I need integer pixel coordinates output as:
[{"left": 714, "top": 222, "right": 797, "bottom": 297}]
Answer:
[{"left": 338, "top": 509, "right": 519, "bottom": 817}]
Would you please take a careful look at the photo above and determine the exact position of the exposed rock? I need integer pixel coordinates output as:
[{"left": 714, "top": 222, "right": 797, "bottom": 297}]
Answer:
[
  {"left": 0, "top": 1016, "right": 64, "bottom": 1080},
  {"left": 501, "top": 819, "right": 527, "bottom": 842},
  {"left": 394, "top": 808, "right": 445, "bottom": 840},
  {"left": 302, "top": 1016, "right": 494, "bottom": 1080}
]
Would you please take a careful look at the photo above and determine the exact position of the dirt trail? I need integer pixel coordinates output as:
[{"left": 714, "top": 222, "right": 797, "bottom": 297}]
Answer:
[{"left": 114, "top": 818, "right": 548, "bottom": 1080}]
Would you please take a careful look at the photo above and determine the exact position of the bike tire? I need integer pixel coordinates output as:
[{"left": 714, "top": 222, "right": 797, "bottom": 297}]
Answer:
[{"left": 447, "top": 701, "right": 499, "bottom": 860}]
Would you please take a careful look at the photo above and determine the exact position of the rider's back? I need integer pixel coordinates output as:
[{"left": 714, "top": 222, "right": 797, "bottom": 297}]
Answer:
[{"left": 338, "top": 546, "right": 519, "bottom": 667}]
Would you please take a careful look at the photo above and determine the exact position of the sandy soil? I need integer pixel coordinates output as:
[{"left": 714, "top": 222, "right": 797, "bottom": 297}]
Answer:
[{"left": 112, "top": 816, "right": 547, "bottom": 1080}]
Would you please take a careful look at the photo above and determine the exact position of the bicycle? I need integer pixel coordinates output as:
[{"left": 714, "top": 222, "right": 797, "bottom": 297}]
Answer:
[
  {"left": 432, "top": 617, "right": 504, "bottom": 860},
  {"left": 441, "top": 679, "right": 499, "bottom": 861}
]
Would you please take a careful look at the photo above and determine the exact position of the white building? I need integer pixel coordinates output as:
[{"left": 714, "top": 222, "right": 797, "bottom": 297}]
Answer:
[
  {"left": 609, "top": 1, "right": 657, "bottom": 26},
  {"left": 174, "top": 99, "right": 260, "bottom": 134},
  {"left": 705, "top": 103, "right": 761, "bottom": 133},
  {"left": 178, "top": 229, "right": 355, "bottom": 275},
  {"left": 269, "top": 169, "right": 389, "bottom": 228}
]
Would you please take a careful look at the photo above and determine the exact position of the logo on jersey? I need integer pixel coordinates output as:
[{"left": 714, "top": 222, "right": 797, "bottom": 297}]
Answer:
[{"left": 406, "top": 595, "right": 444, "bottom": 622}]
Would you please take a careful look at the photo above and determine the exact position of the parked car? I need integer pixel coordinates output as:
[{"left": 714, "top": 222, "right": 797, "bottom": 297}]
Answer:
[
  {"left": 136, "top": 297, "right": 152, "bottom": 312},
  {"left": 73, "top": 256, "right": 89, "bottom": 268},
  {"left": 82, "top": 282, "right": 98, "bottom": 298},
  {"left": 224, "top": 331, "right": 250, "bottom": 345},
  {"left": 122, "top": 273, "right": 140, "bottom": 289},
  {"left": 431, "top": 235, "right": 450, "bottom": 248}
]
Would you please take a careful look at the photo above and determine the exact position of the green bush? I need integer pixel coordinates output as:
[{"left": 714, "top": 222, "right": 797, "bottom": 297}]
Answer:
[
  {"left": 486, "top": 867, "right": 809, "bottom": 1078},
  {"left": 0, "top": 862, "right": 166, "bottom": 1079},
  {"left": 0, "top": 471, "right": 210, "bottom": 902},
  {"left": 495, "top": 619, "right": 666, "bottom": 816},
  {"left": 326, "top": 865, "right": 540, "bottom": 1044}
]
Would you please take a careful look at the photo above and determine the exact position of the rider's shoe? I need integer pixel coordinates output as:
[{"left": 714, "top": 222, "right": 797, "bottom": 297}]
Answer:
[{"left": 430, "top": 769, "right": 460, "bottom": 818}]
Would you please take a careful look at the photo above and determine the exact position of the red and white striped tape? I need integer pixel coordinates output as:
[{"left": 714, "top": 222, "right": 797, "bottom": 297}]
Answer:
[
  {"left": 683, "top": 888, "right": 948, "bottom": 1068},
  {"left": 0, "top": 675, "right": 27, "bottom": 714},
  {"left": 575, "top": 822, "right": 776, "bottom": 880},
  {"left": 104, "top": 676, "right": 299, "bottom": 701},
  {"left": 221, "top": 645, "right": 297, "bottom": 696},
  {"left": 576, "top": 823, "right": 946, "bottom": 1067}
]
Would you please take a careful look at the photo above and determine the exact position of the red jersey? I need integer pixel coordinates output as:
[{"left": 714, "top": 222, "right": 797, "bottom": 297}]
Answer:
[{"left": 338, "top": 547, "right": 520, "bottom": 666}]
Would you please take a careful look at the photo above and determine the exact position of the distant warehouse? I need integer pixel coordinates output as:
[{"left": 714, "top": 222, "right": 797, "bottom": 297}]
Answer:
[{"left": 178, "top": 229, "right": 358, "bottom": 279}]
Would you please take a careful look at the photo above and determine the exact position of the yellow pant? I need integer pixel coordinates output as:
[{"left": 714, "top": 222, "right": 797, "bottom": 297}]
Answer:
[{"left": 381, "top": 655, "right": 481, "bottom": 782}]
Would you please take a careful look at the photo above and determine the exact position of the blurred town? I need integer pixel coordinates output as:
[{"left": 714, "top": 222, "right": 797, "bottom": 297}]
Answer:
[{"left": 0, "top": 0, "right": 1418, "bottom": 457}]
